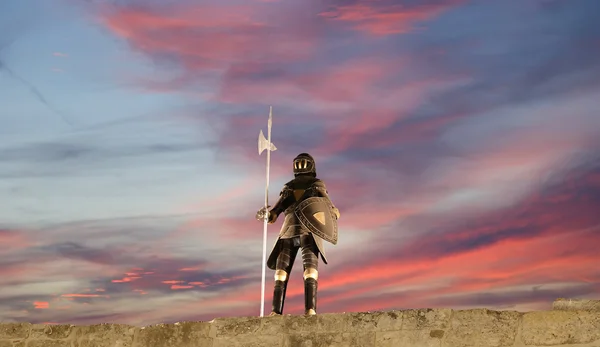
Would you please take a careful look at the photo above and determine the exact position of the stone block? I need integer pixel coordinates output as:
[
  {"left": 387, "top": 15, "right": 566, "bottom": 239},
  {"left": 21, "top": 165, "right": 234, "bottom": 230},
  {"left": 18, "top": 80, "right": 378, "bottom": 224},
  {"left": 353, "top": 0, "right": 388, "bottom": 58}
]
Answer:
[
  {"left": 443, "top": 309, "right": 520, "bottom": 347},
  {"left": 213, "top": 335, "right": 282, "bottom": 347},
  {"left": 258, "top": 314, "right": 289, "bottom": 335},
  {"left": 316, "top": 312, "right": 353, "bottom": 333},
  {"left": 73, "top": 323, "right": 135, "bottom": 347},
  {"left": 0, "top": 323, "right": 31, "bottom": 340},
  {"left": 521, "top": 310, "right": 600, "bottom": 345},
  {"left": 346, "top": 332, "right": 376, "bottom": 347},
  {"left": 376, "top": 330, "right": 442, "bottom": 347},
  {"left": 30, "top": 324, "right": 75, "bottom": 340},
  {"left": 281, "top": 315, "right": 319, "bottom": 334},
  {"left": 403, "top": 309, "right": 451, "bottom": 330},
  {"left": 2, "top": 342, "right": 27, "bottom": 347},
  {"left": 26, "top": 340, "right": 74, "bottom": 347},
  {"left": 283, "top": 331, "right": 375, "bottom": 347},
  {"left": 136, "top": 322, "right": 212, "bottom": 347},
  {"left": 211, "top": 316, "right": 262, "bottom": 338},
  {"left": 346, "top": 311, "right": 403, "bottom": 332}
]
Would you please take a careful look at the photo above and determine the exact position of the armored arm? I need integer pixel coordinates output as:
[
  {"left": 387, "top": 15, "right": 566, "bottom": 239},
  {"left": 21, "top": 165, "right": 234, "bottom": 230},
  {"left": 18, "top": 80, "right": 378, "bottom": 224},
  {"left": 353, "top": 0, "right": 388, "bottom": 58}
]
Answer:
[
  {"left": 269, "top": 185, "right": 293, "bottom": 222},
  {"left": 256, "top": 185, "right": 293, "bottom": 224},
  {"left": 313, "top": 180, "right": 340, "bottom": 219}
]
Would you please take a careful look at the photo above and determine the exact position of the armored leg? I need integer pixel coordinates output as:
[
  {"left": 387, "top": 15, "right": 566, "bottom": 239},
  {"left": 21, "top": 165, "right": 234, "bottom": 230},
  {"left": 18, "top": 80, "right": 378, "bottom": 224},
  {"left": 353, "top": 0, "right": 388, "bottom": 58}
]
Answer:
[
  {"left": 271, "top": 269, "right": 288, "bottom": 316},
  {"left": 300, "top": 234, "right": 319, "bottom": 315},
  {"left": 272, "top": 239, "right": 298, "bottom": 315}
]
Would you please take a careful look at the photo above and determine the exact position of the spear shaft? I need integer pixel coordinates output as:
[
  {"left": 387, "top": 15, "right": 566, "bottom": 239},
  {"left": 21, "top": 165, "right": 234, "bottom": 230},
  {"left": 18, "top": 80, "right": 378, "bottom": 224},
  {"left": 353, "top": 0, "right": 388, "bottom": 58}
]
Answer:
[{"left": 260, "top": 106, "right": 273, "bottom": 317}]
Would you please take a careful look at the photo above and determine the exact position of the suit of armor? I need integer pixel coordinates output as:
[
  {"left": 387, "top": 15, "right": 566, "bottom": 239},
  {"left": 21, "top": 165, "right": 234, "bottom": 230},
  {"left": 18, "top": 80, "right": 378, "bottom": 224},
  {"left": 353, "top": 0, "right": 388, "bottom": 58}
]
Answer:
[{"left": 256, "top": 153, "right": 340, "bottom": 316}]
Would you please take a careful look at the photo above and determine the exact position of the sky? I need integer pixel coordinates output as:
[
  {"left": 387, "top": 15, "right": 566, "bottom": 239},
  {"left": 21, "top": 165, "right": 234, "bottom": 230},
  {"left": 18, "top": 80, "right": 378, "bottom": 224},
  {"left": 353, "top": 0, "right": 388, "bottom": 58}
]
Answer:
[{"left": 1, "top": 0, "right": 599, "bottom": 326}]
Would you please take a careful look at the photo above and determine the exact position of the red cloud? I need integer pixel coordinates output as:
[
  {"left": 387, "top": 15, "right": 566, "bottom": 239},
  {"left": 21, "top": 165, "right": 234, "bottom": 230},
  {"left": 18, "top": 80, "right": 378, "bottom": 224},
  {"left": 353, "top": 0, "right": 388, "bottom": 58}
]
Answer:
[
  {"left": 216, "top": 55, "right": 411, "bottom": 105},
  {"left": 179, "top": 266, "right": 204, "bottom": 272},
  {"left": 346, "top": 111, "right": 470, "bottom": 150},
  {"left": 34, "top": 301, "right": 49, "bottom": 309},
  {"left": 100, "top": 2, "right": 321, "bottom": 84},
  {"left": 213, "top": 64, "right": 467, "bottom": 163},
  {"left": 111, "top": 277, "right": 141, "bottom": 283},
  {"left": 188, "top": 281, "right": 208, "bottom": 287},
  {"left": 319, "top": 1, "right": 465, "bottom": 35},
  {"left": 161, "top": 280, "right": 183, "bottom": 285},
  {"left": 61, "top": 293, "right": 109, "bottom": 298}
]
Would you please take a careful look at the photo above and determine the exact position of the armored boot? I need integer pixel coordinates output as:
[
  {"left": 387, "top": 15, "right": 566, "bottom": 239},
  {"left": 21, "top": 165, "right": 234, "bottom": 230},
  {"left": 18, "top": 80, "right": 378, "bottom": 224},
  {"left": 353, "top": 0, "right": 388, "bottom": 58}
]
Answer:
[
  {"left": 304, "top": 277, "right": 317, "bottom": 315},
  {"left": 271, "top": 279, "right": 288, "bottom": 315},
  {"left": 300, "top": 240, "right": 319, "bottom": 316}
]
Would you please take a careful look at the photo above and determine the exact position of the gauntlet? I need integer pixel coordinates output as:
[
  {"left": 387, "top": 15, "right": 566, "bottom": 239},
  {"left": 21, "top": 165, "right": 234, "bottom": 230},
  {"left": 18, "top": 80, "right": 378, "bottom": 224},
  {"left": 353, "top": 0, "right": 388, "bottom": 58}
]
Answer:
[{"left": 256, "top": 206, "right": 278, "bottom": 223}]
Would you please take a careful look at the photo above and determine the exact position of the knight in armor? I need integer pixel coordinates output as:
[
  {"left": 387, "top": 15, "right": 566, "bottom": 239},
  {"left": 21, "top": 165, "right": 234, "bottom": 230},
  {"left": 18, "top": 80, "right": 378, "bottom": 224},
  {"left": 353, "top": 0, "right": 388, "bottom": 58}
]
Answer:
[{"left": 256, "top": 153, "right": 340, "bottom": 316}]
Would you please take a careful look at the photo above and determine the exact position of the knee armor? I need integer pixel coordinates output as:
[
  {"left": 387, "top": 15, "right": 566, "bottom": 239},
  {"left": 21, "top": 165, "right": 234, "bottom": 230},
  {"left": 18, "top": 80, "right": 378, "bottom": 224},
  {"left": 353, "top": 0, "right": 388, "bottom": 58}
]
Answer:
[
  {"left": 274, "top": 269, "right": 288, "bottom": 282},
  {"left": 303, "top": 268, "right": 318, "bottom": 281}
]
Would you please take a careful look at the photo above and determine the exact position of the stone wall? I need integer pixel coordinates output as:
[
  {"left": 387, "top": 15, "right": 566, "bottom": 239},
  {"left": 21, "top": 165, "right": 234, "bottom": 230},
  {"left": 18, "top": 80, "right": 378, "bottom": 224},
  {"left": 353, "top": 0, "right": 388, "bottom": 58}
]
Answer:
[{"left": 1, "top": 299, "right": 599, "bottom": 347}]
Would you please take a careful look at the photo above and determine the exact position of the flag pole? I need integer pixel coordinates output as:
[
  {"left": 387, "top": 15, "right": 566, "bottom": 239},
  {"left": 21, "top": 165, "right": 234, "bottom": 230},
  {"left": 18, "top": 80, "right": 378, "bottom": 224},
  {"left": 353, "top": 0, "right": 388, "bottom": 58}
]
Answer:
[{"left": 261, "top": 106, "right": 274, "bottom": 317}]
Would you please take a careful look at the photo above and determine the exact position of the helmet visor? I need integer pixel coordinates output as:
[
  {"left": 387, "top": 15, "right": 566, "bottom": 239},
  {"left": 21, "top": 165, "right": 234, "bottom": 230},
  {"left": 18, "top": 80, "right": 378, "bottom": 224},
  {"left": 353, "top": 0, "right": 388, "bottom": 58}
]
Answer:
[{"left": 294, "top": 158, "right": 312, "bottom": 171}]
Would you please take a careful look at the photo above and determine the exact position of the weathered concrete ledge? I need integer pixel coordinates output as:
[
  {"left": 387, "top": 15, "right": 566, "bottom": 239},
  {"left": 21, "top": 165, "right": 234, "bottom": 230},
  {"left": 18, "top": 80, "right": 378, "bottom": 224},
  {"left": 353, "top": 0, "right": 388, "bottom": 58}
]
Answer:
[
  {"left": 553, "top": 298, "right": 600, "bottom": 312},
  {"left": 1, "top": 299, "right": 599, "bottom": 347}
]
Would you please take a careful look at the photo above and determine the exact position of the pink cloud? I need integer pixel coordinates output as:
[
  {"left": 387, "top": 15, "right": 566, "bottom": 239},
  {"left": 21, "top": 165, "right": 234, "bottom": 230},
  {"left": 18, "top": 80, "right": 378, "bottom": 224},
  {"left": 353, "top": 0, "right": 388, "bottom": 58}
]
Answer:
[
  {"left": 218, "top": 56, "right": 403, "bottom": 105},
  {"left": 111, "top": 277, "right": 141, "bottom": 283},
  {"left": 34, "top": 301, "right": 49, "bottom": 309},
  {"left": 179, "top": 266, "right": 204, "bottom": 272},
  {"left": 161, "top": 280, "right": 183, "bottom": 285},
  {"left": 188, "top": 281, "right": 208, "bottom": 288},
  {"left": 61, "top": 293, "right": 109, "bottom": 298},
  {"left": 0, "top": 229, "right": 31, "bottom": 250},
  {"left": 319, "top": 0, "right": 465, "bottom": 35},
  {"left": 99, "top": 1, "right": 322, "bottom": 87},
  {"left": 211, "top": 62, "right": 468, "bottom": 165}
]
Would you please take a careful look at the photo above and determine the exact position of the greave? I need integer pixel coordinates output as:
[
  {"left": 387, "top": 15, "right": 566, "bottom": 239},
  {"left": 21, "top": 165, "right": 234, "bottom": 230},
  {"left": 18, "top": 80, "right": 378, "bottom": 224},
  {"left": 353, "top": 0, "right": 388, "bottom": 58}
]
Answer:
[
  {"left": 304, "top": 277, "right": 317, "bottom": 314},
  {"left": 272, "top": 280, "right": 288, "bottom": 315}
]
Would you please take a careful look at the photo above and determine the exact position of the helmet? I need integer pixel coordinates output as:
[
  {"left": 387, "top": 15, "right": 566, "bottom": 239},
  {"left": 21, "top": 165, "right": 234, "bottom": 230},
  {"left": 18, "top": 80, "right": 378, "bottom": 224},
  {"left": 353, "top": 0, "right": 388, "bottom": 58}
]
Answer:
[{"left": 293, "top": 153, "right": 316, "bottom": 176}]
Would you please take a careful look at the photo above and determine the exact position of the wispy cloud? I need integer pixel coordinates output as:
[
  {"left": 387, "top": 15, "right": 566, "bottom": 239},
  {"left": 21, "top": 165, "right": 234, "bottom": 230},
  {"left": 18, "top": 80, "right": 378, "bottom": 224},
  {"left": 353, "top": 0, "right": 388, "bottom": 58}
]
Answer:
[{"left": 319, "top": 0, "right": 465, "bottom": 35}]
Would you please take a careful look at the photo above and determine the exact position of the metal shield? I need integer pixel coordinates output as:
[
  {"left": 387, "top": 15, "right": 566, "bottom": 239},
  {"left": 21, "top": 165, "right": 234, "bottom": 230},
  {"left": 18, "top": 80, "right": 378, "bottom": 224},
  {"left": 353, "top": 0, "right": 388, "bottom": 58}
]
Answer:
[{"left": 295, "top": 197, "right": 338, "bottom": 245}]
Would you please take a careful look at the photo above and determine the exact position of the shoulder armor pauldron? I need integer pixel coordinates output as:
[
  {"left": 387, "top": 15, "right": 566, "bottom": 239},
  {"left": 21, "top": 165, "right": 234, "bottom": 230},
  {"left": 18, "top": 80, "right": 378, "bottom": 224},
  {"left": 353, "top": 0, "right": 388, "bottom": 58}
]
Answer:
[
  {"left": 311, "top": 180, "right": 328, "bottom": 194},
  {"left": 280, "top": 185, "right": 293, "bottom": 198}
]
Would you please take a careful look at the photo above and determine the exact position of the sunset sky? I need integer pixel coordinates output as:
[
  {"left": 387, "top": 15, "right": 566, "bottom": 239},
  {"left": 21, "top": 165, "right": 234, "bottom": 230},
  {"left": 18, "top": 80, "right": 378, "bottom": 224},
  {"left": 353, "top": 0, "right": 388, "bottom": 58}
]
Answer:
[{"left": 1, "top": 0, "right": 599, "bottom": 326}]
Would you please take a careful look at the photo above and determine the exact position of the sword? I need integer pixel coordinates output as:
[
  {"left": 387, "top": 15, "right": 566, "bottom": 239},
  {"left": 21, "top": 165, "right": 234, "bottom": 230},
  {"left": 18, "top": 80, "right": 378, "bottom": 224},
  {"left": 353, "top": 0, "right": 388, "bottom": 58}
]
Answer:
[{"left": 258, "top": 106, "right": 277, "bottom": 317}]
